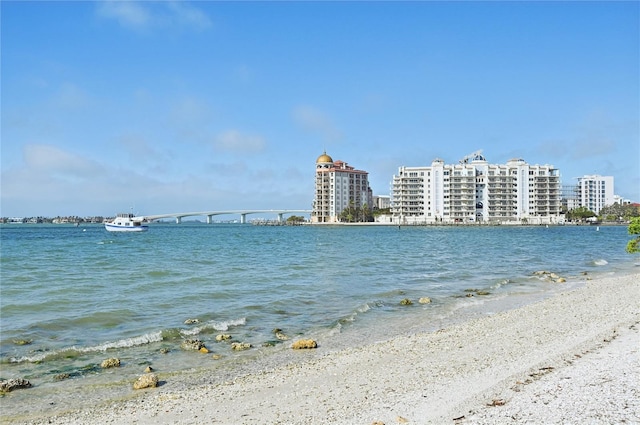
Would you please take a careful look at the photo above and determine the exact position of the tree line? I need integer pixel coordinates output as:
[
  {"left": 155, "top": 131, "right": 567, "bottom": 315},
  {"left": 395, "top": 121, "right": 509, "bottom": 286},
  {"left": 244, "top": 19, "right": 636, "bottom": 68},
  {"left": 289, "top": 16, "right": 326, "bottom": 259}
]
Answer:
[{"left": 565, "top": 203, "right": 639, "bottom": 222}]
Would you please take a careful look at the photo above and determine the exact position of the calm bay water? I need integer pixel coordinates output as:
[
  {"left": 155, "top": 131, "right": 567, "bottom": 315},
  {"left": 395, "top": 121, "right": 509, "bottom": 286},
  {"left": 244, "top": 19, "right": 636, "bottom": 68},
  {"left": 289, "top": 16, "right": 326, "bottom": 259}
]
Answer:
[{"left": 0, "top": 222, "right": 637, "bottom": 419}]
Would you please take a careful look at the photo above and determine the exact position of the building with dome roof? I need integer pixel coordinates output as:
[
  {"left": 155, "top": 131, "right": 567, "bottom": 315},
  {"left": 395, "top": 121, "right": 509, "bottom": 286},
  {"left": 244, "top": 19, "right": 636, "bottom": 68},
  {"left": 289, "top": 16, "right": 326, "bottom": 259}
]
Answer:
[
  {"left": 312, "top": 152, "right": 373, "bottom": 223},
  {"left": 391, "top": 153, "right": 561, "bottom": 225}
]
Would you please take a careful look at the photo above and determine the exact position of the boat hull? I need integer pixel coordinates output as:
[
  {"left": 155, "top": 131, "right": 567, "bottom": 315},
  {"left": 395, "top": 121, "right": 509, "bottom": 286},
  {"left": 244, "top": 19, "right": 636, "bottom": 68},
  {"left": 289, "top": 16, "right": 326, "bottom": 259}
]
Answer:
[{"left": 105, "top": 223, "right": 148, "bottom": 232}]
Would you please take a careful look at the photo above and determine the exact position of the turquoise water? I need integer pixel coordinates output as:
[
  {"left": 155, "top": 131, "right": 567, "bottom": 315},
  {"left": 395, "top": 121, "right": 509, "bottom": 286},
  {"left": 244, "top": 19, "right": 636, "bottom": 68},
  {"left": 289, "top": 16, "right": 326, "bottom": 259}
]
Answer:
[{"left": 0, "top": 223, "right": 637, "bottom": 419}]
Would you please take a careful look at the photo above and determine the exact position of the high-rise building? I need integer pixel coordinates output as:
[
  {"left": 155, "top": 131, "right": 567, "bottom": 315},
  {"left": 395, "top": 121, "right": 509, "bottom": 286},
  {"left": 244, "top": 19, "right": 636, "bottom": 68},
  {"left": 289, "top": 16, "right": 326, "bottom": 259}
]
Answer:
[
  {"left": 312, "top": 152, "right": 373, "bottom": 223},
  {"left": 574, "top": 175, "right": 614, "bottom": 215},
  {"left": 561, "top": 184, "right": 580, "bottom": 212},
  {"left": 391, "top": 153, "right": 561, "bottom": 224},
  {"left": 373, "top": 195, "right": 391, "bottom": 210}
]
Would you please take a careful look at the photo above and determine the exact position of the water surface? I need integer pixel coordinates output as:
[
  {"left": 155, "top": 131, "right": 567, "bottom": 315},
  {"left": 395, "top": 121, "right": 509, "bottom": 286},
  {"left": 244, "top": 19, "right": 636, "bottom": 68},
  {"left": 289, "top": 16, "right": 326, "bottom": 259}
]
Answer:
[{"left": 0, "top": 223, "right": 636, "bottom": 419}]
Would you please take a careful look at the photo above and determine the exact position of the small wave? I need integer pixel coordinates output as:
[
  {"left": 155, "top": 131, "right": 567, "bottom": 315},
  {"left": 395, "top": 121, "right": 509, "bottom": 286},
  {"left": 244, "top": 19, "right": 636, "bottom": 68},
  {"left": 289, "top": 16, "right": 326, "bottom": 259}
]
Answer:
[
  {"left": 10, "top": 331, "right": 164, "bottom": 364},
  {"left": 333, "top": 301, "right": 380, "bottom": 330},
  {"left": 357, "top": 303, "right": 372, "bottom": 314},
  {"left": 339, "top": 312, "right": 358, "bottom": 324},
  {"left": 179, "top": 318, "right": 246, "bottom": 337},
  {"left": 593, "top": 259, "right": 609, "bottom": 266},
  {"left": 446, "top": 296, "right": 486, "bottom": 314},
  {"left": 491, "top": 279, "right": 512, "bottom": 289}
]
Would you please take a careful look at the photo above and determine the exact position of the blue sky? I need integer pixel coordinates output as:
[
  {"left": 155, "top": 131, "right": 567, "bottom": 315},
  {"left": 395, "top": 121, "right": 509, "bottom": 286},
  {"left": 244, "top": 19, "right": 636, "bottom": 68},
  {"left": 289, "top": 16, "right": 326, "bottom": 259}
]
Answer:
[{"left": 2, "top": 1, "right": 638, "bottom": 218}]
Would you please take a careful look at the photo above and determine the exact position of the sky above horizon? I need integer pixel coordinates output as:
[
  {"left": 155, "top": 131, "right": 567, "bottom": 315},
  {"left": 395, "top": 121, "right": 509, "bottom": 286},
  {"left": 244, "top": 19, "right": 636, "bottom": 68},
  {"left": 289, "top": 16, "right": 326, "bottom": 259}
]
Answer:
[{"left": 2, "top": 1, "right": 639, "bottom": 218}]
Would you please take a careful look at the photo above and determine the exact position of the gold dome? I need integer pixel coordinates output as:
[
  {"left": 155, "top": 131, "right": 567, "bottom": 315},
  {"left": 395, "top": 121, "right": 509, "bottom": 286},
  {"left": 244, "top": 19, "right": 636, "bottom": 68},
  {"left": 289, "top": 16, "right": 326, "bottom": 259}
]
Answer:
[{"left": 316, "top": 151, "right": 333, "bottom": 163}]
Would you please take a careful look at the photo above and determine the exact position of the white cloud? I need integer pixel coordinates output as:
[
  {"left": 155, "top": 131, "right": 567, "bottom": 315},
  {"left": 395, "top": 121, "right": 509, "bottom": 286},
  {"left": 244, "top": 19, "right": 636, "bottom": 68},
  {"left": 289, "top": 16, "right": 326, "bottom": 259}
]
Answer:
[
  {"left": 0, "top": 140, "right": 312, "bottom": 217},
  {"left": 166, "top": 1, "right": 212, "bottom": 31},
  {"left": 170, "top": 97, "right": 215, "bottom": 143},
  {"left": 54, "top": 82, "right": 90, "bottom": 109},
  {"left": 213, "top": 130, "right": 266, "bottom": 154},
  {"left": 116, "top": 134, "right": 170, "bottom": 166},
  {"left": 569, "top": 137, "right": 616, "bottom": 160},
  {"left": 96, "top": 1, "right": 212, "bottom": 32},
  {"left": 23, "top": 144, "right": 106, "bottom": 180},
  {"left": 292, "top": 105, "right": 342, "bottom": 142},
  {"left": 96, "top": 1, "right": 151, "bottom": 30},
  {"left": 1, "top": 144, "right": 109, "bottom": 215}
]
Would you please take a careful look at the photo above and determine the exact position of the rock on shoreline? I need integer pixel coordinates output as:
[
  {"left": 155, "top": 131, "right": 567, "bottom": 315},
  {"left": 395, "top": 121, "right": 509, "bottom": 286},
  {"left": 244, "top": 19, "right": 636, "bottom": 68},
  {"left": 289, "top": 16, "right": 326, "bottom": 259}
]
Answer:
[
  {"left": 133, "top": 373, "right": 158, "bottom": 390},
  {"left": 291, "top": 339, "right": 318, "bottom": 349},
  {"left": 0, "top": 378, "right": 31, "bottom": 393}
]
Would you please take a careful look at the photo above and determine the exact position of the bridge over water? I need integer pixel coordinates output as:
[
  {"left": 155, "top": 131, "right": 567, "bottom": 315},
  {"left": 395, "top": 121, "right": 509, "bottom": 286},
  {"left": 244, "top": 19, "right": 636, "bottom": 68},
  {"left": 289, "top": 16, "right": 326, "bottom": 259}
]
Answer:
[{"left": 136, "top": 209, "right": 312, "bottom": 224}]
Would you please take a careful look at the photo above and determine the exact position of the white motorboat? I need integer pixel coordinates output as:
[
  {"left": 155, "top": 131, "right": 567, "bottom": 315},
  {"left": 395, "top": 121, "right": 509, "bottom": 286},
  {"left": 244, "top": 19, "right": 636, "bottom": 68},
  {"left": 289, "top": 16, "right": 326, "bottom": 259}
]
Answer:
[{"left": 104, "top": 213, "right": 149, "bottom": 232}]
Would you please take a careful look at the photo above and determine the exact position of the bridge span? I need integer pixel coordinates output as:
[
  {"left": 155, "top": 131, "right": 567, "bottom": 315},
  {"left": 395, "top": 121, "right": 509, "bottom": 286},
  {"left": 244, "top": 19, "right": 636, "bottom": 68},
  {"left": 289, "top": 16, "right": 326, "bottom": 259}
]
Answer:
[{"left": 136, "top": 209, "right": 312, "bottom": 224}]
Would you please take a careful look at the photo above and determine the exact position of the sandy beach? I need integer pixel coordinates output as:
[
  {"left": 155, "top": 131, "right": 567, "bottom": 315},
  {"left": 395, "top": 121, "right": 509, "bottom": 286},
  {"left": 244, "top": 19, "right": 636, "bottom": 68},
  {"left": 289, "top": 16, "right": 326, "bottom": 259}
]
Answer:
[{"left": 8, "top": 271, "right": 640, "bottom": 425}]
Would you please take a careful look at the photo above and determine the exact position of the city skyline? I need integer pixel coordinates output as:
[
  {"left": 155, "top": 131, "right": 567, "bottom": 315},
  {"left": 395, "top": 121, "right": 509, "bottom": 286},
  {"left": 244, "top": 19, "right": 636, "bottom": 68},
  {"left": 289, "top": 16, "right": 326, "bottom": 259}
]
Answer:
[{"left": 2, "top": 1, "right": 638, "bottom": 217}]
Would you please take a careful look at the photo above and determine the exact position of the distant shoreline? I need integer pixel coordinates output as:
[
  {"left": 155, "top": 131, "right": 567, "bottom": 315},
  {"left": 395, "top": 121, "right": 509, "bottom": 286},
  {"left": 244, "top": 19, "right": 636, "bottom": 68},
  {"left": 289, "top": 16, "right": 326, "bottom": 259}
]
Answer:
[
  {"left": 1, "top": 220, "right": 630, "bottom": 227},
  {"left": 309, "top": 221, "right": 629, "bottom": 227}
]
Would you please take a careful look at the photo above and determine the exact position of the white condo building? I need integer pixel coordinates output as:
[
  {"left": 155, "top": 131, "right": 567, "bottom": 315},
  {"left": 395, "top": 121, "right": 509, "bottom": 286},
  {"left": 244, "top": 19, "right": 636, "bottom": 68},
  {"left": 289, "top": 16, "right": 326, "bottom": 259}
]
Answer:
[
  {"left": 574, "top": 175, "right": 614, "bottom": 215},
  {"left": 391, "top": 153, "right": 561, "bottom": 224},
  {"left": 312, "top": 152, "right": 373, "bottom": 223},
  {"left": 373, "top": 195, "right": 391, "bottom": 210}
]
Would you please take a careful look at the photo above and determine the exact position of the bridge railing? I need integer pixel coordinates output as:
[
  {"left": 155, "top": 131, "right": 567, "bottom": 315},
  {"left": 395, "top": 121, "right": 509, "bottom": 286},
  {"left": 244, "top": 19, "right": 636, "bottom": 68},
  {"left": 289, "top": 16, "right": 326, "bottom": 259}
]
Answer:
[{"left": 137, "top": 209, "right": 312, "bottom": 224}]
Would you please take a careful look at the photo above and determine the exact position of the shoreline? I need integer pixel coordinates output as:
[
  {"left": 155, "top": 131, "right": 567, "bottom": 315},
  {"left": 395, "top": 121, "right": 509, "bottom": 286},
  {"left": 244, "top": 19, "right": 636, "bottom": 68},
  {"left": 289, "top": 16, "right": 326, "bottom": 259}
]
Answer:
[{"left": 5, "top": 270, "right": 638, "bottom": 424}]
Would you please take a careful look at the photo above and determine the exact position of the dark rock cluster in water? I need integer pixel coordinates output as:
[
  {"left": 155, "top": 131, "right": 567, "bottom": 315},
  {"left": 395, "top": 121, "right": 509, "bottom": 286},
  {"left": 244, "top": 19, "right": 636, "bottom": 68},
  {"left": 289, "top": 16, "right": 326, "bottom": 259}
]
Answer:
[
  {"left": 181, "top": 339, "right": 207, "bottom": 351},
  {"left": 216, "top": 334, "right": 232, "bottom": 341},
  {"left": 231, "top": 342, "right": 252, "bottom": 351},
  {"left": 0, "top": 378, "right": 32, "bottom": 393},
  {"left": 100, "top": 357, "right": 121, "bottom": 368},
  {"left": 533, "top": 270, "right": 569, "bottom": 283}
]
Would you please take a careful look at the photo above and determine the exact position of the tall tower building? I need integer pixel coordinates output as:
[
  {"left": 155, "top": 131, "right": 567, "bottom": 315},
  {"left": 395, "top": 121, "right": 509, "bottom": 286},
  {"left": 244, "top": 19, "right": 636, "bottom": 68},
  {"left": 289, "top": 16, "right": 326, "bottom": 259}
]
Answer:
[
  {"left": 391, "top": 153, "right": 561, "bottom": 224},
  {"left": 312, "top": 152, "right": 372, "bottom": 223},
  {"left": 575, "top": 175, "right": 614, "bottom": 215}
]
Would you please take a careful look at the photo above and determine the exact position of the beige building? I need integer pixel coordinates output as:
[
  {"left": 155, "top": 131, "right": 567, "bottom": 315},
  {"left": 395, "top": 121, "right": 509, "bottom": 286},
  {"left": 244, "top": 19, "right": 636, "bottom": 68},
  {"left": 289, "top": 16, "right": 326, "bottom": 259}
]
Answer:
[
  {"left": 392, "top": 153, "right": 561, "bottom": 224},
  {"left": 312, "top": 152, "right": 373, "bottom": 223}
]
